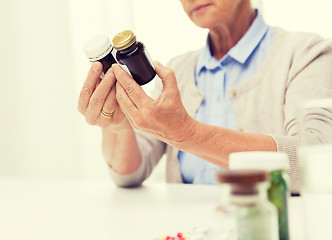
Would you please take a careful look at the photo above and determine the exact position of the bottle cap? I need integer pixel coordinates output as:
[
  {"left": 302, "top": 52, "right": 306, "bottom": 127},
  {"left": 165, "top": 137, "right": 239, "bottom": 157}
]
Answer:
[
  {"left": 217, "top": 170, "right": 269, "bottom": 195},
  {"left": 229, "top": 151, "right": 290, "bottom": 171},
  {"left": 216, "top": 170, "right": 269, "bottom": 185},
  {"left": 83, "top": 35, "right": 113, "bottom": 61},
  {"left": 112, "top": 30, "right": 136, "bottom": 51}
]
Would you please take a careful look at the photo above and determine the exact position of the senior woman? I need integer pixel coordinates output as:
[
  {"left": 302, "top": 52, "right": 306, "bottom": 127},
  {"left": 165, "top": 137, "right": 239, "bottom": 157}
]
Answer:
[{"left": 77, "top": 0, "right": 332, "bottom": 194}]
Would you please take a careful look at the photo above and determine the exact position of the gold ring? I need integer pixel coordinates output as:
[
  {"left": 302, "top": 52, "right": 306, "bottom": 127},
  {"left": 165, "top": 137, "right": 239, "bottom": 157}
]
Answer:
[{"left": 101, "top": 110, "right": 114, "bottom": 118}]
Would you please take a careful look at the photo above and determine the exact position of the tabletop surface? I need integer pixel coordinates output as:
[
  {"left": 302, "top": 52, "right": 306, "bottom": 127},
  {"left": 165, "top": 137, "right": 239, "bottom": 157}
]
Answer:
[{"left": 0, "top": 176, "right": 326, "bottom": 240}]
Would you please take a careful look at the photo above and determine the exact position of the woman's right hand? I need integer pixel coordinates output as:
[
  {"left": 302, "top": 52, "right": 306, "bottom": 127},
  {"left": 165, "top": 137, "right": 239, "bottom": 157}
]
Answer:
[{"left": 77, "top": 62, "right": 129, "bottom": 130}]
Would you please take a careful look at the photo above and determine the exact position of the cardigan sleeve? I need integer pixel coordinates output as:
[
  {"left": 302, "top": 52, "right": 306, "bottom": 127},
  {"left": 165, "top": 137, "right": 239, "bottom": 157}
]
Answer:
[
  {"left": 233, "top": 30, "right": 332, "bottom": 194},
  {"left": 277, "top": 35, "right": 332, "bottom": 193},
  {"left": 108, "top": 130, "right": 166, "bottom": 187}
]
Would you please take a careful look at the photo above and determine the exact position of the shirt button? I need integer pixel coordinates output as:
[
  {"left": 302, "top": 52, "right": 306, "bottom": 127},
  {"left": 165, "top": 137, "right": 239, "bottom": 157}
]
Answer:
[{"left": 231, "top": 91, "right": 237, "bottom": 98}]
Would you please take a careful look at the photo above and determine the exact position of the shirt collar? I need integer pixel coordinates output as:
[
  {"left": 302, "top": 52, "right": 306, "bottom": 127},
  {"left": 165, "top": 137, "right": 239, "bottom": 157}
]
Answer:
[{"left": 196, "top": 10, "right": 268, "bottom": 76}]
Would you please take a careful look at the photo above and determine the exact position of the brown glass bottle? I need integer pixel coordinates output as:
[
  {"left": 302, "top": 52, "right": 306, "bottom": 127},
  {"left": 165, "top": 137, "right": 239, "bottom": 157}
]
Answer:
[
  {"left": 112, "top": 30, "right": 156, "bottom": 85},
  {"left": 83, "top": 35, "right": 117, "bottom": 75}
]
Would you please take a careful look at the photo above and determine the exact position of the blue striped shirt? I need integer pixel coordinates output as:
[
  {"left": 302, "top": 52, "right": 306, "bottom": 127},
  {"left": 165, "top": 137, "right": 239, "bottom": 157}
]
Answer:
[{"left": 178, "top": 11, "right": 276, "bottom": 185}]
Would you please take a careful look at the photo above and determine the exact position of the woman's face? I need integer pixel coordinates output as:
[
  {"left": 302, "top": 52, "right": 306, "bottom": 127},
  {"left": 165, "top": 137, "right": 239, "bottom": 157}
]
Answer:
[{"left": 179, "top": 0, "right": 244, "bottom": 29}]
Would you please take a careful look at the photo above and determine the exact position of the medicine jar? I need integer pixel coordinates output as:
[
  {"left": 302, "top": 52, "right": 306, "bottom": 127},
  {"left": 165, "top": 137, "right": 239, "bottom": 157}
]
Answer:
[
  {"left": 229, "top": 151, "right": 290, "bottom": 240},
  {"left": 212, "top": 170, "right": 279, "bottom": 240},
  {"left": 83, "top": 34, "right": 117, "bottom": 75},
  {"left": 112, "top": 30, "right": 156, "bottom": 85}
]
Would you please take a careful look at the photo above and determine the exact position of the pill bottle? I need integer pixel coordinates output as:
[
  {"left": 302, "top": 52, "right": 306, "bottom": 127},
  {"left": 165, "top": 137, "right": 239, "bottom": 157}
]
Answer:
[
  {"left": 229, "top": 151, "right": 290, "bottom": 240},
  {"left": 212, "top": 170, "right": 279, "bottom": 240},
  {"left": 83, "top": 34, "right": 117, "bottom": 75},
  {"left": 112, "top": 30, "right": 156, "bottom": 85}
]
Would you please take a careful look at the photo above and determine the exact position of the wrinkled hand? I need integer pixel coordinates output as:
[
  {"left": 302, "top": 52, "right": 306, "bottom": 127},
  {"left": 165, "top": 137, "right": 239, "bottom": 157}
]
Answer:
[
  {"left": 113, "top": 61, "right": 196, "bottom": 148},
  {"left": 77, "top": 62, "right": 129, "bottom": 130}
]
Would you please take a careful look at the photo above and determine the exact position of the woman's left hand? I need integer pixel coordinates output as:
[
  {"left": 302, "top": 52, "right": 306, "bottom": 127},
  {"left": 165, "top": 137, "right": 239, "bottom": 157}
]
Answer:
[{"left": 112, "top": 61, "right": 197, "bottom": 149}]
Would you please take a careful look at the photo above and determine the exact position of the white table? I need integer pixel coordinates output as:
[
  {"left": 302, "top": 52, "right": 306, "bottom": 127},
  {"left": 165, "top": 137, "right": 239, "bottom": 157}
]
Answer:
[{"left": 0, "top": 177, "right": 328, "bottom": 240}]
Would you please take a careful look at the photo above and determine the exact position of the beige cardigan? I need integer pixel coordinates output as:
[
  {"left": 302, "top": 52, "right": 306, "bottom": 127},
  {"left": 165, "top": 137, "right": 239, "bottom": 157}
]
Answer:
[{"left": 108, "top": 28, "right": 332, "bottom": 193}]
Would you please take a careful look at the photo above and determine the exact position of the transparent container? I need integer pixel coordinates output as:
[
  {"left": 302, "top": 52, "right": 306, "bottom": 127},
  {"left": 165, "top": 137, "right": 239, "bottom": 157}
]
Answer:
[
  {"left": 112, "top": 30, "right": 156, "bottom": 85},
  {"left": 212, "top": 170, "right": 279, "bottom": 240},
  {"left": 83, "top": 34, "right": 117, "bottom": 75},
  {"left": 298, "top": 98, "right": 332, "bottom": 194},
  {"left": 297, "top": 98, "right": 332, "bottom": 240},
  {"left": 229, "top": 152, "right": 290, "bottom": 240}
]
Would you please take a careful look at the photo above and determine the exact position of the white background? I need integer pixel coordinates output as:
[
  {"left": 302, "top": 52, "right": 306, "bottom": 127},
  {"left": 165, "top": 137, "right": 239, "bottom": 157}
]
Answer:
[{"left": 1, "top": 0, "right": 332, "bottom": 182}]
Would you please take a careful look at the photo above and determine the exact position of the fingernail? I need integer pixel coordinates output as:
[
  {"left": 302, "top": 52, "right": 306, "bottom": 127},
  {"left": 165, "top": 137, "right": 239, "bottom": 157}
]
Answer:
[
  {"left": 105, "top": 69, "right": 115, "bottom": 78},
  {"left": 92, "top": 62, "right": 100, "bottom": 73},
  {"left": 112, "top": 64, "right": 121, "bottom": 73},
  {"left": 154, "top": 60, "right": 163, "bottom": 67}
]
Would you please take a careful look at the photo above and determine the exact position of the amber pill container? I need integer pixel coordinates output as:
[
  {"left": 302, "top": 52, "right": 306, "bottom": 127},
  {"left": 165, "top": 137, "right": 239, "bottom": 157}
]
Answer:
[{"left": 112, "top": 30, "right": 156, "bottom": 85}]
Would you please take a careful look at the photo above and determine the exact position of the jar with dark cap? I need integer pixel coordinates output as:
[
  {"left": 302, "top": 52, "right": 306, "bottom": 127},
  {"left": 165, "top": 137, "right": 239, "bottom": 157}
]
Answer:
[
  {"left": 211, "top": 170, "right": 279, "bottom": 240},
  {"left": 229, "top": 152, "right": 290, "bottom": 240},
  {"left": 83, "top": 34, "right": 117, "bottom": 75},
  {"left": 112, "top": 30, "right": 156, "bottom": 85}
]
